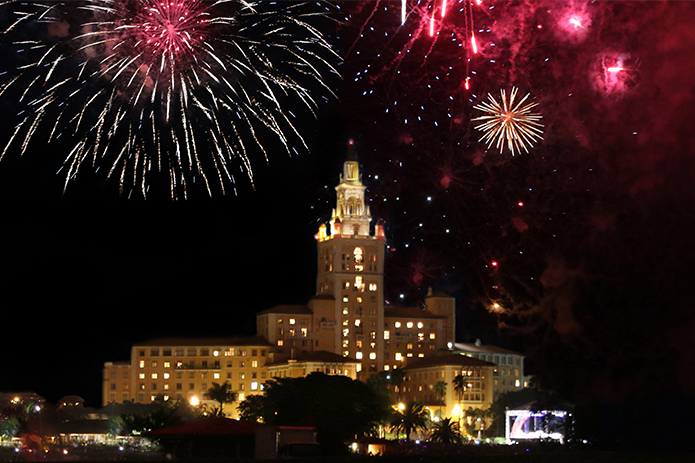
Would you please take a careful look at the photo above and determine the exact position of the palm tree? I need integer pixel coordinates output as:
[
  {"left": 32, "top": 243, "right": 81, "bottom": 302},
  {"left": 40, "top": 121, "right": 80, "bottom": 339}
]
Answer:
[
  {"left": 204, "top": 382, "right": 236, "bottom": 417},
  {"left": 433, "top": 381, "right": 447, "bottom": 405},
  {"left": 390, "top": 401, "right": 429, "bottom": 441},
  {"left": 430, "top": 417, "right": 463, "bottom": 445},
  {"left": 452, "top": 374, "right": 467, "bottom": 427}
]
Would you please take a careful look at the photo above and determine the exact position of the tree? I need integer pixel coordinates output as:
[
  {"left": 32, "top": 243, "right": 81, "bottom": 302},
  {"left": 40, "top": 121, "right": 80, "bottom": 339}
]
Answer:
[
  {"left": 430, "top": 417, "right": 463, "bottom": 445},
  {"left": 388, "top": 368, "right": 407, "bottom": 403},
  {"left": 390, "top": 401, "right": 429, "bottom": 441},
  {"left": 236, "top": 373, "right": 391, "bottom": 453},
  {"left": 433, "top": 381, "right": 447, "bottom": 405},
  {"left": 204, "top": 382, "right": 235, "bottom": 417}
]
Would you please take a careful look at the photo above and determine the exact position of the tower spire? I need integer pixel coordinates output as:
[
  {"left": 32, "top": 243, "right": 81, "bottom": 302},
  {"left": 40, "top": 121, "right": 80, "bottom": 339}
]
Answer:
[{"left": 332, "top": 140, "right": 371, "bottom": 236}]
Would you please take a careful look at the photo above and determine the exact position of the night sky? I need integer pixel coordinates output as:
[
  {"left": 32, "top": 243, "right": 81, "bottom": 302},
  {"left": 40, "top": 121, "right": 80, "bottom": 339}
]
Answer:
[{"left": 1, "top": 1, "right": 695, "bottom": 442}]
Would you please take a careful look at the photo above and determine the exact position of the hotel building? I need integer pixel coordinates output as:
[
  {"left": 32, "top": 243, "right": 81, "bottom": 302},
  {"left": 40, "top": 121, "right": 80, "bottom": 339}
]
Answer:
[{"left": 103, "top": 143, "right": 523, "bottom": 419}]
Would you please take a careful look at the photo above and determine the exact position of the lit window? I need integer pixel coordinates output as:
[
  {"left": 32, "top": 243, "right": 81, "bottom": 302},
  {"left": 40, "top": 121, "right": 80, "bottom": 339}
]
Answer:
[
  {"left": 151, "top": 373, "right": 158, "bottom": 379},
  {"left": 354, "top": 247, "right": 364, "bottom": 272},
  {"left": 394, "top": 322, "right": 401, "bottom": 328},
  {"left": 343, "top": 307, "right": 349, "bottom": 315},
  {"left": 214, "top": 373, "right": 220, "bottom": 379},
  {"left": 407, "top": 353, "right": 413, "bottom": 357},
  {"left": 139, "top": 373, "right": 145, "bottom": 380},
  {"left": 301, "top": 328, "right": 308, "bottom": 337},
  {"left": 343, "top": 351, "right": 349, "bottom": 357},
  {"left": 356, "top": 352, "right": 363, "bottom": 359},
  {"left": 238, "top": 393, "right": 245, "bottom": 401},
  {"left": 418, "top": 333, "right": 425, "bottom": 341},
  {"left": 163, "top": 373, "right": 170, "bottom": 379},
  {"left": 251, "top": 382, "right": 259, "bottom": 391},
  {"left": 369, "top": 283, "right": 377, "bottom": 291},
  {"left": 395, "top": 353, "right": 403, "bottom": 361},
  {"left": 277, "top": 340, "right": 284, "bottom": 346},
  {"left": 343, "top": 296, "right": 349, "bottom": 303},
  {"left": 369, "top": 352, "right": 376, "bottom": 360},
  {"left": 418, "top": 353, "right": 425, "bottom": 358},
  {"left": 343, "top": 328, "right": 350, "bottom": 337},
  {"left": 344, "top": 281, "right": 350, "bottom": 289},
  {"left": 430, "top": 333, "right": 436, "bottom": 340},
  {"left": 289, "top": 318, "right": 296, "bottom": 325},
  {"left": 354, "top": 319, "right": 361, "bottom": 327},
  {"left": 251, "top": 360, "right": 258, "bottom": 368},
  {"left": 139, "top": 361, "right": 145, "bottom": 368},
  {"left": 406, "top": 322, "right": 414, "bottom": 328},
  {"left": 417, "top": 322, "right": 424, "bottom": 329},
  {"left": 164, "top": 361, "right": 171, "bottom": 368},
  {"left": 354, "top": 276, "right": 365, "bottom": 292},
  {"left": 343, "top": 340, "right": 349, "bottom": 347},
  {"left": 384, "top": 330, "right": 390, "bottom": 340}
]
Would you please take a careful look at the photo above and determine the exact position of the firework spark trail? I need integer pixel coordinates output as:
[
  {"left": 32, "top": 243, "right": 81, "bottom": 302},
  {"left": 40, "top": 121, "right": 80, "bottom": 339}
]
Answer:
[
  {"left": 0, "top": 0, "right": 339, "bottom": 198},
  {"left": 472, "top": 87, "right": 544, "bottom": 156}
]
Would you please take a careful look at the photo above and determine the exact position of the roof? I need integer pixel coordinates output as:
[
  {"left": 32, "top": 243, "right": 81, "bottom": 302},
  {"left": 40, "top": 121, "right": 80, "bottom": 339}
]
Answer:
[
  {"left": 144, "top": 418, "right": 258, "bottom": 437},
  {"left": 402, "top": 354, "right": 495, "bottom": 370},
  {"left": 426, "top": 291, "right": 454, "bottom": 298},
  {"left": 384, "top": 307, "right": 444, "bottom": 319},
  {"left": 267, "top": 350, "right": 359, "bottom": 366},
  {"left": 133, "top": 336, "right": 272, "bottom": 348},
  {"left": 256, "top": 304, "right": 313, "bottom": 315},
  {"left": 454, "top": 341, "right": 524, "bottom": 356}
]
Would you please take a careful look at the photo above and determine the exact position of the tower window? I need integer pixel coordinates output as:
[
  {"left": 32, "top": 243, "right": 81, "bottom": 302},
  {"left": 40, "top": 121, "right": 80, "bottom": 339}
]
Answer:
[
  {"left": 354, "top": 276, "right": 365, "bottom": 292},
  {"left": 353, "top": 247, "right": 364, "bottom": 271}
]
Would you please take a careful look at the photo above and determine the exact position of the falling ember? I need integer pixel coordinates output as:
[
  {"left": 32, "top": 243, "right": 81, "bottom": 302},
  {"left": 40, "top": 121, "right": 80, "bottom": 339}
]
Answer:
[
  {"left": 471, "top": 32, "right": 478, "bottom": 53},
  {"left": 401, "top": 0, "right": 407, "bottom": 25},
  {"left": 464, "top": 77, "right": 471, "bottom": 90},
  {"left": 607, "top": 66, "right": 624, "bottom": 73},
  {"left": 430, "top": 9, "right": 436, "bottom": 36},
  {"left": 472, "top": 87, "right": 544, "bottom": 156},
  {"left": 441, "top": 0, "right": 448, "bottom": 18}
]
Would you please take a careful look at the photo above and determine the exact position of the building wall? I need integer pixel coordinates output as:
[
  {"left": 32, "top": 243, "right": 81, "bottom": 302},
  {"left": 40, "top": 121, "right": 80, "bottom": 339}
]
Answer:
[
  {"left": 382, "top": 315, "right": 447, "bottom": 371},
  {"left": 399, "top": 364, "right": 495, "bottom": 418}
]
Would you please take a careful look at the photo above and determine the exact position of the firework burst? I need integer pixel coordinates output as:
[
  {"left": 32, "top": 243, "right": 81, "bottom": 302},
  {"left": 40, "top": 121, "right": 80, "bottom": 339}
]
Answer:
[
  {"left": 0, "top": 0, "right": 339, "bottom": 198},
  {"left": 472, "top": 87, "right": 544, "bottom": 156}
]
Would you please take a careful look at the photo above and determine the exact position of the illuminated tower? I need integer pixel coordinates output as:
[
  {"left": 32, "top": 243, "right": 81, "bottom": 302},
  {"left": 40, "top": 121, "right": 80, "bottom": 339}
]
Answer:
[{"left": 311, "top": 140, "right": 386, "bottom": 378}]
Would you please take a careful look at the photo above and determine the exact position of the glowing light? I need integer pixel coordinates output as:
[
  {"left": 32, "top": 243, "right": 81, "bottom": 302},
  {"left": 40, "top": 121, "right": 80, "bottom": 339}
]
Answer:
[
  {"left": 401, "top": 0, "right": 407, "bottom": 25},
  {"left": 472, "top": 87, "right": 544, "bottom": 156},
  {"left": 441, "top": 0, "right": 448, "bottom": 18},
  {"left": 464, "top": 77, "right": 471, "bottom": 90},
  {"left": 569, "top": 16, "right": 584, "bottom": 29},
  {"left": 491, "top": 261, "right": 498, "bottom": 267},
  {"left": 0, "top": 0, "right": 338, "bottom": 198},
  {"left": 607, "top": 66, "right": 624, "bottom": 73},
  {"left": 471, "top": 32, "right": 479, "bottom": 53}
]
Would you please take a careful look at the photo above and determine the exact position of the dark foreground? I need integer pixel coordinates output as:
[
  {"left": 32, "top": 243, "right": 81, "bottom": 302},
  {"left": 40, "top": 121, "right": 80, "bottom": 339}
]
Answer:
[{"left": 2, "top": 448, "right": 694, "bottom": 463}]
